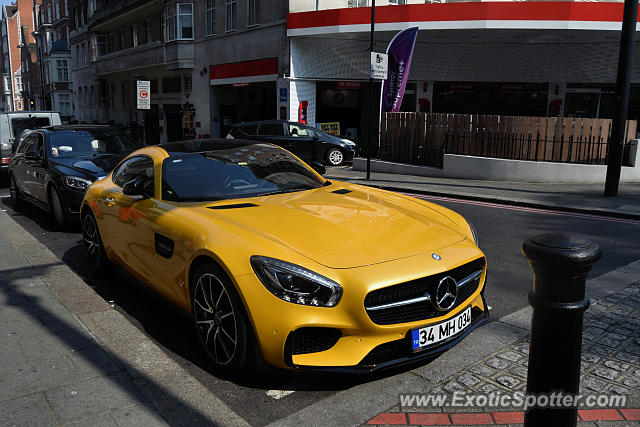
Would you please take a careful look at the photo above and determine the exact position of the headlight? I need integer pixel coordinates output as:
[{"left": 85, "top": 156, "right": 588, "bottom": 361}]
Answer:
[
  {"left": 341, "top": 138, "right": 356, "bottom": 146},
  {"left": 63, "top": 176, "right": 92, "bottom": 190},
  {"left": 250, "top": 256, "right": 342, "bottom": 307}
]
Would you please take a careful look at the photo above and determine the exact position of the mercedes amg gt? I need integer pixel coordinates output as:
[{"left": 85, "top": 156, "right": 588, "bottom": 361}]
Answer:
[{"left": 80, "top": 139, "right": 488, "bottom": 373}]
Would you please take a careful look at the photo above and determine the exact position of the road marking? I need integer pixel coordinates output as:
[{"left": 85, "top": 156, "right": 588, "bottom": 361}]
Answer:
[
  {"left": 404, "top": 193, "right": 640, "bottom": 225},
  {"left": 266, "top": 390, "right": 295, "bottom": 400}
]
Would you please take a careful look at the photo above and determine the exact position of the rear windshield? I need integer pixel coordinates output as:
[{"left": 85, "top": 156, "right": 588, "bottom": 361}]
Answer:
[
  {"left": 11, "top": 117, "right": 50, "bottom": 137},
  {"left": 49, "top": 129, "right": 140, "bottom": 158}
]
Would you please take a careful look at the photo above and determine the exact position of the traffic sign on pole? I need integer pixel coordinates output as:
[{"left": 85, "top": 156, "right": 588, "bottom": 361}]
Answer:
[{"left": 137, "top": 80, "right": 151, "bottom": 110}]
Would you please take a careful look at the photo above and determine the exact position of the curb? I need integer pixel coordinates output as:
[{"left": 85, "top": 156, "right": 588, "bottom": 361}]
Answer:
[
  {"left": 324, "top": 177, "right": 640, "bottom": 221},
  {"left": 367, "top": 408, "right": 640, "bottom": 425}
]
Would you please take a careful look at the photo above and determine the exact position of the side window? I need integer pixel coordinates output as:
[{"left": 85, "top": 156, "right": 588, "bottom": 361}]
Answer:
[
  {"left": 257, "top": 123, "right": 285, "bottom": 136},
  {"left": 112, "top": 156, "right": 154, "bottom": 194},
  {"left": 288, "top": 124, "right": 309, "bottom": 137},
  {"left": 34, "top": 134, "right": 45, "bottom": 158},
  {"left": 20, "top": 134, "right": 36, "bottom": 154}
]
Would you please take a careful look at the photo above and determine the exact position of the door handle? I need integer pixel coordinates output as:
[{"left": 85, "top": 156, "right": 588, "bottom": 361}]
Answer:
[{"left": 105, "top": 197, "right": 115, "bottom": 206}]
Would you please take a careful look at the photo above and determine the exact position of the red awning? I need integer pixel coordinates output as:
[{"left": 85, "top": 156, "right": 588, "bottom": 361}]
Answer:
[{"left": 210, "top": 58, "right": 278, "bottom": 85}]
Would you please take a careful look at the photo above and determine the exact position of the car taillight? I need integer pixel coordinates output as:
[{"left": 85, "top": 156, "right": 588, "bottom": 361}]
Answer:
[{"left": 1, "top": 157, "right": 10, "bottom": 165}]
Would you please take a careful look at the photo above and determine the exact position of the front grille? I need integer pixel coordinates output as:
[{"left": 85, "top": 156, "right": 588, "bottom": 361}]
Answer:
[
  {"left": 358, "top": 307, "right": 486, "bottom": 367},
  {"left": 364, "top": 258, "right": 485, "bottom": 325},
  {"left": 286, "top": 327, "right": 341, "bottom": 355}
]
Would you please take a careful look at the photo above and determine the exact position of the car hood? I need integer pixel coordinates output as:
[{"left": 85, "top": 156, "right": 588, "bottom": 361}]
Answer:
[
  {"left": 51, "top": 155, "right": 124, "bottom": 177},
  {"left": 203, "top": 185, "right": 467, "bottom": 269}
]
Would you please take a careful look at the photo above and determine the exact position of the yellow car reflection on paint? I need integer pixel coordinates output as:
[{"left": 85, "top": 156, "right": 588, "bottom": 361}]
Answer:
[{"left": 80, "top": 139, "right": 488, "bottom": 373}]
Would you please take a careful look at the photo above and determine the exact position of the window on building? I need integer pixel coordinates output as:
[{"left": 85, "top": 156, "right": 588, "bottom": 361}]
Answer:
[
  {"left": 165, "top": 4, "right": 193, "bottom": 41},
  {"left": 75, "top": 45, "right": 79, "bottom": 65},
  {"left": 225, "top": 0, "right": 236, "bottom": 32},
  {"left": 87, "top": 0, "right": 96, "bottom": 17},
  {"left": 178, "top": 4, "right": 193, "bottom": 38},
  {"left": 15, "top": 76, "right": 22, "bottom": 92},
  {"left": 16, "top": 100, "right": 22, "bottom": 110},
  {"left": 388, "top": 0, "right": 406, "bottom": 4},
  {"left": 58, "top": 94, "right": 71, "bottom": 115},
  {"left": 131, "top": 25, "right": 138, "bottom": 47},
  {"left": 206, "top": 0, "right": 216, "bottom": 35},
  {"left": 347, "top": 0, "right": 368, "bottom": 7},
  {"left": 144, "top": 19, "right": 152, "bottom": 44},
  {"left": 54, "top": 0, "right": 60, "bottom": 20},
  {"left": 121, "top": 82, "right": 127, "bottom": 108},
  {"left": 165, "top": 6, "right": 176, "bottom": 40},
  {"left": 162, "top": 77, "right": 181, "bottom": 93},
  {"left": 184, "top": 75, "right": 192, "bottom": 92},
  {"left": 119, "top": 29, "right": 126, "bottom": 50},
  {"left": 56, "top": 60, "right": 69, "bottom": 81},
  {"left": 248, "top": 0, "right": 259, "bottom": 26},
  {"left": 150, "top": 79, "right": 158, "bottom": 93}
]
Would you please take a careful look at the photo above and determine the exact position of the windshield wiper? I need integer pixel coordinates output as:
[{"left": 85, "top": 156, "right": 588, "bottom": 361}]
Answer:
[{"left": 257, "top": 186, "right": 316, "bottom": 196}]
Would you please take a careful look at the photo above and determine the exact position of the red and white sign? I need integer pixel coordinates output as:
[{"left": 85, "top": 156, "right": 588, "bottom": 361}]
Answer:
[
  {"left": 337, "top": 81, "right": 361, "bottom": 90},
  {"left": 137, "top": 80, "right": 150, "bottom": 110},
  {"left": 210, "top": 58, "right": 278, "bottom": 86}
]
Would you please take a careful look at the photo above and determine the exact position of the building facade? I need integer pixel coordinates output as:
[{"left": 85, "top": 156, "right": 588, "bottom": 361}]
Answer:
[
  {"left": 33, "top": 0, "right": 74, "bottom": 119},
  {"left": 286, "top": 0, "right": 640, "bottom": 142},
  {"left": 0, "top": 0, "right": 39, "bottom": 112}
]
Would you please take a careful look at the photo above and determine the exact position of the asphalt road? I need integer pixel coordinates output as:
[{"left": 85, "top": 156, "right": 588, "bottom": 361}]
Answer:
[{"left": 1, "top": 175, "right": 639, "bottom": 425}]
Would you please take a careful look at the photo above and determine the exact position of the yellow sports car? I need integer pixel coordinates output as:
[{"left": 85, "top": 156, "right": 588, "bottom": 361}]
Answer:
[{"left": 81, "top": 139, "right": 487, "bottom": 373}]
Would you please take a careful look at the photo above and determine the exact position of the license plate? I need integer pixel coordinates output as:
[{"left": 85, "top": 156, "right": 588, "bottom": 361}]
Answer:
[{"left": 411, "top": 307, "right": 472, "bottom": 352}]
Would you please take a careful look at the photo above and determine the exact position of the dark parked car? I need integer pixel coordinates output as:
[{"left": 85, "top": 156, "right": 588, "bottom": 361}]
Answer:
[
  {"left": 226, "top": 120, "right": 356, "bottom": 166},
  {"left": 8, "top": 125, "right": 140, "bottom": 228}
]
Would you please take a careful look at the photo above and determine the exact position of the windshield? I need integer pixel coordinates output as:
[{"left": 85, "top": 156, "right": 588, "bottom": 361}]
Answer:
[
  {"left": 162, "top": 144, "right": 325, "bottom": 202},
  {"left": 49, "top": 129, "right": 140, "bottom": 158}
]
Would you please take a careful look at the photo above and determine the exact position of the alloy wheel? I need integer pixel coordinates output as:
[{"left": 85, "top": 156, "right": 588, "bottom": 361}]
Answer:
[
  {"left": 328, "top": 149, "right": 344, "bottom": 166},
  {"left": 193, "top": 273, "right": 238, "bottom": 366},
  {"left": 82, "top": 214, "right": 101, "bottom": 271}
]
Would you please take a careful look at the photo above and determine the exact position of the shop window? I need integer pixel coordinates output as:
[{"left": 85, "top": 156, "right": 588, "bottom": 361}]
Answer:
[
  {"left": 162, "top": 77, "right": 181, "bottom": 94},
  {"left": 225, "top": 0, "right": 236, "bottom": 32},
  {"left": 165, "top": 3, "right": 193, "bottom": 41},
  {"left": 206, "top": 0, "right": 216, "bottom": 35},
  {"left": 248, "top": 0, "right": 259, "bottom": 26}
]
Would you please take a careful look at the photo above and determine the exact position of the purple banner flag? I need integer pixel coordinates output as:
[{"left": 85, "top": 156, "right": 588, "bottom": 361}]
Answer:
[{"left": 381, "top": 27, "right": 419, "bottom": 113}]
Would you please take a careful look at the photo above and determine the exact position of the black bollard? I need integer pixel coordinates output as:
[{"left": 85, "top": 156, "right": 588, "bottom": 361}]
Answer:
[{"left": 522, "top": 233, "right": 601, "bottom": 426}]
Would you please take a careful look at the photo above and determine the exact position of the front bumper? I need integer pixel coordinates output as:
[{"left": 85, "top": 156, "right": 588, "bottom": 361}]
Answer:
[
  {"left": 234, "top": 246, "right": 488, "bottom": 372},
  {"left": 58, "top": 185, "right": 86, "bottom": 216}
]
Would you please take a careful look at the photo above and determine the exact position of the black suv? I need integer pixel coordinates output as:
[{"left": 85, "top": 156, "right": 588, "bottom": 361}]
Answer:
[
  {"left": 8, "top": 125, "right": 140, "bottom": 228},
  {"left": 226, "top": 120, "right": 356, "bottom": 166}
]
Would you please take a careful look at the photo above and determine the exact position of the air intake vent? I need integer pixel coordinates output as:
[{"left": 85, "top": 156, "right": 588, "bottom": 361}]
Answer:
[
  {"left": 331, "top": 189, "right": 352, "bottom": 194},
  {"left": 208, "top": 203, "right": 258, "bottom": 210}
]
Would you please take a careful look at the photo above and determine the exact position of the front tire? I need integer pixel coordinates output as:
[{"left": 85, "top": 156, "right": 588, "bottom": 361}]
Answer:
[
  {"left": 50, "top": 187, "right": 66, "bottom": 229},
  {"left": 82, "top": 210, "right": 109, "bottom": 275},
  {"left": 191, "top": 262, "right": 253, "bottom": 373},
  {"left": 326, "top": 148, "right": 344, "bottom": 166},
  {"left": 9, "top": 174, "right": 21, "bottom": 208}
]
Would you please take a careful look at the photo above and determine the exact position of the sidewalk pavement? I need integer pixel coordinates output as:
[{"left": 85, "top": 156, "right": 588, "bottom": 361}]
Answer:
[
  {"left": 324, "top": 162, "right": 640, "bottom": 220},
  {"left": 0, "top": 208, "right": 248, "bottom": 426}
]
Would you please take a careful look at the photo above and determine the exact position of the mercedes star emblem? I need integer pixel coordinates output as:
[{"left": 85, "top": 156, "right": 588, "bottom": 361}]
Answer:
[{"left": 434, "top": 276, "right": 458, "bottom": 311}]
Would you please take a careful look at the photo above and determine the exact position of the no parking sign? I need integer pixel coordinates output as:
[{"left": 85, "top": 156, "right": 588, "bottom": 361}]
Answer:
[{"left": 137, "top": 80, "right": 150, "bottom": 110}]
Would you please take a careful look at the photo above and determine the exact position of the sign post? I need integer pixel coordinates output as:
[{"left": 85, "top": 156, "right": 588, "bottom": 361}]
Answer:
[{"left": 136, "top": 80, "right": 150, "bottom": 110}]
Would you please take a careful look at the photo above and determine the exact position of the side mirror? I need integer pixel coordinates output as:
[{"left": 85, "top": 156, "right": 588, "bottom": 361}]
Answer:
[
  {"left": 122, "top": 177, "right": 151, "bottom": 198},
  {"left": 309, "top": 162, "right": 326, "bottom": 175}
]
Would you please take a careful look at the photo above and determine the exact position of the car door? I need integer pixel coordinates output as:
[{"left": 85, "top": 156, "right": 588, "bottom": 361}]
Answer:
[
  {"left": 26, "top": 132, "right": 48, "bottom": 203},
  {"left": 14, "top": 134, "right": 36, "bottom": 198},
  {"left": 100, "top": 155, "right": 157, "bottom": 284},
  {"left": 287, "top": 124, "right": 317, "bottom": 162}
]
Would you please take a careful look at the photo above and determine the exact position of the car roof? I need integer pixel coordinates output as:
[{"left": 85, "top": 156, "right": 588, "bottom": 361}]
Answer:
[
  {"left": 159, "top": 138, "right": 273, "bottom": 156},
  {"left": 41, "top": 125, "right": 120, "bottom": 132},
  {"left": 231, "top": 120, "right": 309, "bottom": 127}
]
